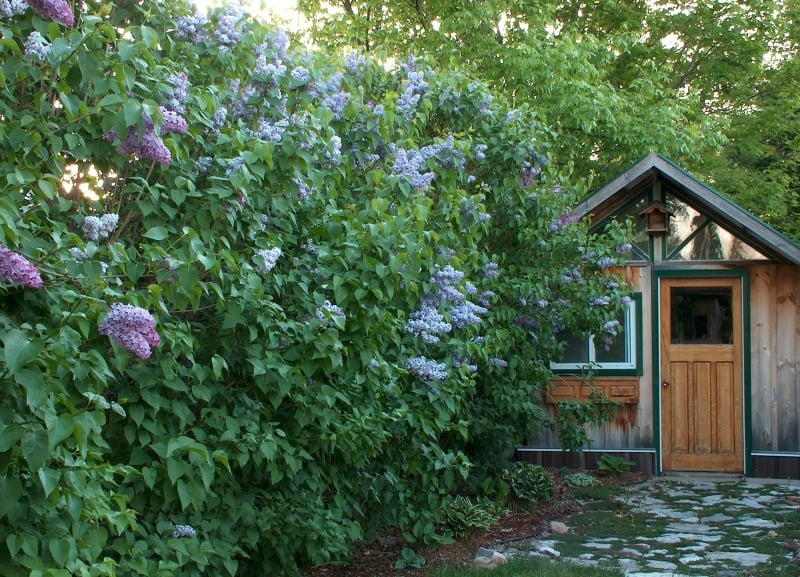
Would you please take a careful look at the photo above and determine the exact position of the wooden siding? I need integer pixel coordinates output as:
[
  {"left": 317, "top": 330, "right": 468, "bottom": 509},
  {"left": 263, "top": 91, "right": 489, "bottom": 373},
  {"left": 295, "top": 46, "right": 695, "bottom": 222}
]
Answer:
[{"left": 750, "top": 264, "right": 800, "bottom": 453}]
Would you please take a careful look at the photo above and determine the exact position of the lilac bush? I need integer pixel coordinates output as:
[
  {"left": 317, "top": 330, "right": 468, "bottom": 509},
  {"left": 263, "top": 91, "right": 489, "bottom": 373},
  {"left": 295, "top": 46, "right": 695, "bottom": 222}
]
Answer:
[{"left": 0, "top": 2, "right": 632, "bottom": 575}]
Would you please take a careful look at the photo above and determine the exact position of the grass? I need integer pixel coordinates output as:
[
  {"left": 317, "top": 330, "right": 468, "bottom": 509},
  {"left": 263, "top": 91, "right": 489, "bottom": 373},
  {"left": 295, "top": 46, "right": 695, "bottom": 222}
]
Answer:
[{"left": 430, "top": 557, "right": 623, "bottom": 577}]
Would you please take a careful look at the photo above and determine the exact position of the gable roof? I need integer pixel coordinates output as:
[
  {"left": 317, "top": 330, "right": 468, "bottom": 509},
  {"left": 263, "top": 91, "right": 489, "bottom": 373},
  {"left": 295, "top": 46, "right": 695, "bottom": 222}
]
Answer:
[{"left": 574, "top": 152, "right": 800, "bottom": 265}]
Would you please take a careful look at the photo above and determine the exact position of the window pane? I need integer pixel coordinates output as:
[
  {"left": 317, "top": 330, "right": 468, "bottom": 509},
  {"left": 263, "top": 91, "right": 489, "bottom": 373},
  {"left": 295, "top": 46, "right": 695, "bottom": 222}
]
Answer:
[
  {"left": 671, "top": 287, "right": 733, "bottom": 344},
  {"left": 594, "top": 309, "right": 628, "bottom": 363},
  {"left": 560, "top": 332, "right": 589, "bottom": 363}
]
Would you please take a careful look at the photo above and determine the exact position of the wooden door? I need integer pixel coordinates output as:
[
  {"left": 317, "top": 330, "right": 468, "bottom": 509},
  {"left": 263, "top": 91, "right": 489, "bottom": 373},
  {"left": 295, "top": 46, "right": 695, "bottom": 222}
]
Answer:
[{"left": 660, "top": 277, "right": 744, "bottom": 472}]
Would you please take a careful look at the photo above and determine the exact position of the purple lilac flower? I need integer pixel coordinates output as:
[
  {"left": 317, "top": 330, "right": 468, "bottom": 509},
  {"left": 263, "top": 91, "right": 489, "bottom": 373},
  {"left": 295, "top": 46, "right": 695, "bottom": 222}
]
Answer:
[
  {"left": 604, "top": 319, "right": 620, "bottom": 336},
  {"left": 263, "top": 29, "right": 289, "bottom": 60},
  {"left": 473, "top": 144, "right": 488, "bottom": 161},
  {"left": 450, "top": 301, "right": 488, "bottom": 328},
  {"left": 213, "top": 2, "right": 247, "bottom": 46},
  {"left": 225, "top": 156, "right": 246, "bottom": 176},
  {"left": 478, "top": 291, "right": 495, "bottom": 308},
  {"left": 346, "top": 50, "right": 367, "bottom": 75},
  {"left": 28, "top": 0, "right": 74, "bottom": 26},
  {"left": 83, "top": 213, "right": 118, "bottom": 240},
  {"left": 229, "top": 81, "right": 261, "bottom": 120},
  {"left": 406, "top": 356, "right": 447, "bottom": 382},
  {"left": 406, "top": 306, "right": 452, "bottom": 344},
  {"left": 317, "top": 300, "right": 345, "bottom": 320},
  {"left": 250, "top": 118, "right": 288, "bottom": 142},
  {"left": 0, "top": 245, "right": 44, "bottom": 288},
  {"left": 98, "top": 303, "right": 161, "bottom": 359},
  {"left": 606, "top": 280, "right": 620, "bottom": 289},
  {"left": 290, "top": 66, "right": 311, "bottom": 85},
  {"left": 174, "top": 14, "right": 208, "bottom": 42},
  {"left": 597, "top": 256, "right": 616, "bottom": 268},
  {"left": 490, "top": 358, "right": 509, "bottom": 368},
  {"left": 396, "top": 71, "right": 429, "bottom": 117},
  {"left": 370, "top": 358, "right": 380, "bottom": 369},
  {"left": 620, "top": 296, "right": 633, "bottom": 305},
  {"left": 591, "top": 296, "right": 612, "bottom": 306},
  {"left": 323, "top": 92, "right": 351, "bottom": 120},
  {"left": 255, "top": 247, "right": 281, "bottom": 273},
  {"left": 172, "top": 524, "right": 196, "bottom": 538},
  {"left": 195, "top": 156, "right": 213, "bottom": 173},
  {"left": 24, "top": 31, "right": 51, "bottom": 61},
  {"left": 616, "top": 242, "right": 633, "bottom": 254},
  {"left": 254, "top": 56, "right": 287, "bottom": 84},
  {"left": 69, "top": 247, "right": 88, "bottom": 261},
  {"left": 521, "top": 162, "right": 541, "bottom": 187},
  {"left": 294, "top": 178, "right": 314, "bottom": 201},
  {"left": 163, "top": 72, "right": 189, "bottom": 114},
  {"left": 536, "top": 299, "right": 549, "bottom": 309},
  {"left": 105, "top": 110, "right": 185, "bottom": 165},
  {"left": 160, "top": 107, "right": 188, "bottom": 133},
  {"left": 0, "top": 0, "right": 27, "bottom": 19},
  {"left": 484, "top": 262, "right": 499, "bottom": 278}
]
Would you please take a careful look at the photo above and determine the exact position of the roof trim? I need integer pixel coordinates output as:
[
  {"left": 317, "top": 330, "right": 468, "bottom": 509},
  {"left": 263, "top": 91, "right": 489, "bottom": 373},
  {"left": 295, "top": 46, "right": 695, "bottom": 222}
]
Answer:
[{"left": 575, "top": 152, "right": 800, "bottom": 265}]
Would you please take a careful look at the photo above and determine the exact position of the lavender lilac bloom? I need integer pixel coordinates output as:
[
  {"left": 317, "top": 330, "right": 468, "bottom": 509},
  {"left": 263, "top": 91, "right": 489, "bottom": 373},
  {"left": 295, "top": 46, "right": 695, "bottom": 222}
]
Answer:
[
  {"left": 590, "top": 296, "right": 612, "bottom": 306},
  {"left": 250, "top": 118, "right": 288, "bottom": 142},
  {"left": 484, "top": 262, "right": 499, "bottom": 278},
  {"left": 396, "top": 70, "right": 429, "bottom": 117},
  {"left": 0, "top": 0, "right": 27, "bottom": 18},
  {"left": 163, "top": 72, "right": 189, "bottom": 114},
  {"left": 406, "top": 356, "right": 448, "bottom": 382},
  {"left": 83, "top": 213, "right": 119, "bottom": 240},
  {"left": 450, "top": 301, "right": 488, "bottom": 328},
  {"left": 597, "top": 256, "right": 616, "bottom": 268},
  {"left": 172, "top": 524, "right": 197, "bottom": 538},
  {"left": 322, "top": 92, "right": 351, "bottom": 120},
  {"left": 213, "top": 2, "right": 247, "bottom": 47},
  {"left": 28, "top": 0, "right": 74, "bottom": 25},
  {"left": 617, "top": 242, "right": 633, "bottom": 254},
  {"left": 105, "top": 108, "right": 187, "bottom": 165},
  {"left": 317, "top": 300, "right": 345, "bottom": 320},
  {"left": 98, "top": 303, "right": 161, "bottom": 359},
  {"left": 24, "top": 31, "right": 51, "bottom": 61},
  {"left": 0, "top": 245, "right": 44, "bottom": 288},
  {"left": 290, "top": 66, "right": 311, "bottom": 85},
  {"left": 255, "top": 247, "right": 281, "bottom": 273},
  {"left": 490, "top": 358, "right": 509, "bottom": 368},
  {"left": 69, "top": 247, "right": 88, "bottom": 261},
  {"left": 406, "top": 306, "right": 452, "bottom": 344},
  {"left": 173, "top": 14, "right": 208, "bottom": 42}
]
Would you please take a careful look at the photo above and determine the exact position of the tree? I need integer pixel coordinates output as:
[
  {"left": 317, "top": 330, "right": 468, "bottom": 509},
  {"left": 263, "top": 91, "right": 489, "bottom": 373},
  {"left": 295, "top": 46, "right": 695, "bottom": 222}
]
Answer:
[
  {"left": 0, "top": 0, "right": 628, "bottom": 574},
  {"left": 300, "top": 0, "right": 800, "bottom": 229}
]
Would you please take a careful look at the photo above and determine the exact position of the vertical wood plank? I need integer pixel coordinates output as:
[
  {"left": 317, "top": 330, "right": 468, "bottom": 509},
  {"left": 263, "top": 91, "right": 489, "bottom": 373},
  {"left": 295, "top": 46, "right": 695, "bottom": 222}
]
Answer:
[
  {"left": 776, "top": 265, "right": 798, "bottom": 451},
  {"left": 749, "top": 265, "right": 776, "bottom": 451}
]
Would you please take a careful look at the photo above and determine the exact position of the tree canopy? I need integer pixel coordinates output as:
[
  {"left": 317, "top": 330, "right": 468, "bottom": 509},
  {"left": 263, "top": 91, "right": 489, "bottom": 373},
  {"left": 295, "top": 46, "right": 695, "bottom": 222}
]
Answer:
[{"left": 300, "top": 0, "right": 800, "bottom": 239}]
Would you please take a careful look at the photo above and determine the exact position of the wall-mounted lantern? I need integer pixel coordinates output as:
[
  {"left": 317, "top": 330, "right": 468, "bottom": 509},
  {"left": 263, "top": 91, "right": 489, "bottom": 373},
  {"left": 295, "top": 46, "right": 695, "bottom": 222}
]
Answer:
[{"left": 640, "top": 201, "right": 673, "bottom": 235}]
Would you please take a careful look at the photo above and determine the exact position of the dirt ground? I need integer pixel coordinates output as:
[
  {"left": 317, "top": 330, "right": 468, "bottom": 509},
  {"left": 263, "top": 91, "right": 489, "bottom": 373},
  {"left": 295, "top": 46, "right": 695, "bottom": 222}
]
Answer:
[{"left": 302, "top": 472, "right": 648, "bottom": 577}]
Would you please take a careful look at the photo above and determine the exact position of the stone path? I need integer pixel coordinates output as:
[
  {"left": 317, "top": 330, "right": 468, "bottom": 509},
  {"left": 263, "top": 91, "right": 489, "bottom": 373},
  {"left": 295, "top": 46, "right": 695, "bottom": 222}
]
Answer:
[{"left": 478, "top": 475, "right": 800, "bottom": 575}]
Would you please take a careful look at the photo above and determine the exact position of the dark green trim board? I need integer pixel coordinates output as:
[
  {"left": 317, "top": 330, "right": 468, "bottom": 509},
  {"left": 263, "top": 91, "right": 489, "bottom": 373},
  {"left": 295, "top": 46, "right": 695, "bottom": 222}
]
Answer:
[{"left": 652, "top": 269, "right": 750, "bottom": 476}]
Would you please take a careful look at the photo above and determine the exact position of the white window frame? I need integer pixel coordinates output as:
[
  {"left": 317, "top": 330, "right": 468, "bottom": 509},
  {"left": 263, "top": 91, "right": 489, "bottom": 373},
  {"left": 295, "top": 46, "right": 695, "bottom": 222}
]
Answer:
[{"left": 550, "top": 298, "right": 638, "bottom": 372}]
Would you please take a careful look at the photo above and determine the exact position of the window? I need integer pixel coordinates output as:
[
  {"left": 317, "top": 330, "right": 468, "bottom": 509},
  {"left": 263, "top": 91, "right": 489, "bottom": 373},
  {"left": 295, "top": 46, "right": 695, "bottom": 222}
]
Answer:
[{"left": 551, "top": 293, "right": 642, "bottom": 375}]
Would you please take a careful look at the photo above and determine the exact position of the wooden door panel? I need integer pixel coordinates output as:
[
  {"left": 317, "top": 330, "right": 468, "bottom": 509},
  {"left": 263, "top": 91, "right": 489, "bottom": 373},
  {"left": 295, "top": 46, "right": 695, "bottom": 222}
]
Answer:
[{"left": 660, "top": 277, "right": 743, "bottom": 473}]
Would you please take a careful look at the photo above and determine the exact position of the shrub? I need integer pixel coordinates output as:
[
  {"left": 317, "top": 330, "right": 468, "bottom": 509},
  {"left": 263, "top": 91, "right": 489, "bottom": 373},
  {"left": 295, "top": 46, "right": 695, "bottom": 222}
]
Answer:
[
  {"left": 439, "top": 496, "right": 507, "bottom": 538},
  {"left": 563, "top": 472, "right": 599, "bottom": 488},
  {"left": 597, "top": 455, "right": 635, "bottom": 476},
  {"left": 502, "top": 463, "right": 556, "bottom": 505},
  {"left": 0, "top": 0, "right": 631, "bottom": 574}
]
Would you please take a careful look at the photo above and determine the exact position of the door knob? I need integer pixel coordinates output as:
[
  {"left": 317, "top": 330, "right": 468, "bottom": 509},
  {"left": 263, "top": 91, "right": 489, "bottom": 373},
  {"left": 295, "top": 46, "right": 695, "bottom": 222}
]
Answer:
[{"left": 662, "top": 380, "right": 670, "bottom": 388}]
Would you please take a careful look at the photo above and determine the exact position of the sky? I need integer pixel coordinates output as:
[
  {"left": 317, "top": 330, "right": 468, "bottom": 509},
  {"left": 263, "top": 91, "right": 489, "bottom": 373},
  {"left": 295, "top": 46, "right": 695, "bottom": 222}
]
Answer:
[{"left": 192, "top": 0, "right": 304, "bottom": 27}]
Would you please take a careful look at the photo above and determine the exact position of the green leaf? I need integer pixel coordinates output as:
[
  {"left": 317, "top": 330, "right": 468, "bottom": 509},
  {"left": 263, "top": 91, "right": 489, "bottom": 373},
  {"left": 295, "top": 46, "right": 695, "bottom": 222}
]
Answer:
[
  {"left": 123, "top": 98, "right": 142, "bottom": 126},
  {"left": 38, "top": 468, "right": 60, "bottom": 498},
  {"left": 3, "top": 329, "right": 43, "bottom": 374},
  {"left": 16, "top": 368, "right": 45, "bottom": 411},
  {"left": 143, "top": 226, "right": 170, "bottom": 240},
  {"left": 21, "top": 426, "right": 50, "bottom": 471},
  {"left": 0, "top": 475, "right": 22, "bottom": 517}
]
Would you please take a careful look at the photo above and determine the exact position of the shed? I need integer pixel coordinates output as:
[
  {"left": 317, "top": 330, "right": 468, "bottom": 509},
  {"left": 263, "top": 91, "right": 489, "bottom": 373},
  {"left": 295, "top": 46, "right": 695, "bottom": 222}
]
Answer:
[{"left": 518, "top": 152, "right": 800, "bottom": 478}]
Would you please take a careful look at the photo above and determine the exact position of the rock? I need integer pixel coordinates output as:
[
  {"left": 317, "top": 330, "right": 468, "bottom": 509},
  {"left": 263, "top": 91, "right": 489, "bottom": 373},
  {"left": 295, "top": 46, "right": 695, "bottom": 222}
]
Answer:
[
  {"left": 550, "top": 520, "right": 569, "bottom": 534},
  {"left": 473, "top": 548, "right": 507, "bottom": 570},
  {"left": 538, "top": 546, "right": 560, "bottom": 558}
]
